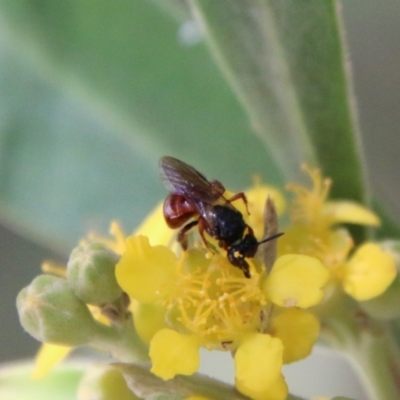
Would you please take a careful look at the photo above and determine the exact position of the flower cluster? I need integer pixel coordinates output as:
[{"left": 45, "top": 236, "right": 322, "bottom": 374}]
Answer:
[
  {"left": 277, "top": 165, "right": 396, "bottom": 302},
  {"left": 116, "top": 234, "right": 328, "bottom": 399},
  {"left": 17, "top": 166, "right": 397, "bottom": 400}
]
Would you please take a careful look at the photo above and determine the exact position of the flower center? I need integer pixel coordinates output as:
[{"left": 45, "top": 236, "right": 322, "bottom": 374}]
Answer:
[{"left": 164, "top": 253, "right": 268, "bottom": 348}]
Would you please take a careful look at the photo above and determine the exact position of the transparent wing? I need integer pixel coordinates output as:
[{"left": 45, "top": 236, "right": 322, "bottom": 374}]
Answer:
[{"left": 159, "top": 156, "right": 224, "bottom": 204}]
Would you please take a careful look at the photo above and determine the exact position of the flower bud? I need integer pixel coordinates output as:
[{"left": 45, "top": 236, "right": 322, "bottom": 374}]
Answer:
[
  {"left": 17, "top": 274, "right": 99, "bottom": 346},
  {"left": 67, "top": 242, "right": 122, "bottom": 305}
]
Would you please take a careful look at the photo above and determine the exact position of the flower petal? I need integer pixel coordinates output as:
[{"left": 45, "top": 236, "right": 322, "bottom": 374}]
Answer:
[
  {"left": 323, "top": 201, "right": 380, "bottom": 227},
  {"left": 32, "top": 343, "right": 73, "bottom": 379},
  {"left": 264, "top": 254, "right": 329, "bottom": 308},
  {"left": 185, "top": 397, "right": 212, "bottom": 400},
  {"left": 244, "top": 184, "right": 286, "bottom": 239},
  {"left": 150, "top": 329, "right": 201, "bottom": 380},
  {"left": 234, "top": 333, "right": 287, "bottom": 400},
  {"left": 115, "top": 236, "right": 176, "bottom": 303},
  {"left": 134, "top": 201, "right": 175, "bottom": 246},
  {"left": 272, "top": 308, "right": 320, "bottom": 364},
  {"left": 133, "top": 302, "right": 168, "bottom": 344},
  {"left": 246, "top": 184, "right": 286, "bottom": 216},
  {"left": 342, "top": 243, "right": 397, "bottom": 301}
]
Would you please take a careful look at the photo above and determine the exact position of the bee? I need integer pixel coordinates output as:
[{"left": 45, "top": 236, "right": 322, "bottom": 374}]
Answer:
[{"left": 159, "top": 156, "right": 282, "bottom": 278}]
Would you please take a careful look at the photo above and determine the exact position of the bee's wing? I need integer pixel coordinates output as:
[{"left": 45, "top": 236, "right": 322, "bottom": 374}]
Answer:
[{"left": 159, "top": 156, "right": 223, "bottom": 204}]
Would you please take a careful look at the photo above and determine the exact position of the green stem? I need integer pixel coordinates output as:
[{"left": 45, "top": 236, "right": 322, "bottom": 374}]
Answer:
[
  {"left": 318, "top": 292, "right": 400, "bottom": 400},
  {"left": 114, "top": 363, "right": 305, "bottom": 400},
  {"left": 92, "top": 316, "right": 149, "bottom": 363},
  {"left": 344, "top": 325, "right": 400, "bottom": 400}
]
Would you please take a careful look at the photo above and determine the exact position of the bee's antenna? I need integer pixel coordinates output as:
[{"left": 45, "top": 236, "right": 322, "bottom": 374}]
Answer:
[{"left": 257, "top": 232, "right": 284, "bottom": 245}]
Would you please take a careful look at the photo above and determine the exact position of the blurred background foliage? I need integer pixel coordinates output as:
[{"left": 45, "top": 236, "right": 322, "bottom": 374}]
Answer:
[{"left": 0, "top": 0, "right": 399, "bottom": 364}]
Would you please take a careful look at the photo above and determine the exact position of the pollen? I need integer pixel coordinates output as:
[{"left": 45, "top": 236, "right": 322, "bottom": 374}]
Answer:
[{"left": 164, "top": 255, "right": 267, "bottom": 347}]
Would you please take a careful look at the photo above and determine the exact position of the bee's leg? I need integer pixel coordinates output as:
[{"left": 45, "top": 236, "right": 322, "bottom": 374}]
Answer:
[
  {"left": 246, "top": 224, "right": 254, "bottom": 236},
  {"left": 197, "top": 217, "right": 214, "bottom": 253},
  {"left": 226, "top": 192, "right": 250, "bottom": 215},
  {"left": 218, "top": 239, "right": 229, "bottom": 250},
  {"left": 177, "top": 220, "right": 199, "bottom": 250}
]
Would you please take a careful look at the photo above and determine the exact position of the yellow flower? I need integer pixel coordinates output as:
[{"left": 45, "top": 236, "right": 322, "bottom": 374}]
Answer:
[
  {"left": 115, "top": 232, "right": 328, "bottom": 398},
  {"left": 31, "top": 164, "right": 396, "bottom": 399},
  {"left": 278, "top": 165, "right": 396, "bottom": 301}
]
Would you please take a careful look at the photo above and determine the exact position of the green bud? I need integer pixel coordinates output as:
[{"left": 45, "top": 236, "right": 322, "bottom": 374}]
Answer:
[
  {"left": 17, "top": 274, "right": 99, "bottom": 346},
  {"left": 67, "top": 242, "right": 122, "bottom": 306},
  {"left": 77, "top": 365, "right": 139, "bottom": 400}
]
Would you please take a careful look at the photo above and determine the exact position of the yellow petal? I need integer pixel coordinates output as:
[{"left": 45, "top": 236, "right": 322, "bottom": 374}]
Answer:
[
  {"left": 133, "top": 302, "right": 168, "bottom": 344},
  {"left": 264, "top": 254, "right": 329, "bottom": 308},
  {"left": 236, "top": 374, "right": 288, "bottom": 400},
  {"left": 272, "top": 308, "right": 320, "bottom": 364},
  {"left": 246, "top": 183, "right": 285, "bottom": 214},
  {"left": 323, "top": 201, "right": 380, "bottom": 227},
  {"left": 115, "top": 236, "right": 176, "bottom": 303},
  {"left": 342, "top": 243, "right": 397, "bottom": 301},
  {"left": 185, "top": 397, "right": 212, "bottom": 400},
  {"left": 150, "top": 329, "right": 201, "bottom": 380},
  {"left": 245, "top": 184, "right": 286, "bottom": 239},
  {"left": 234, "top": 333, "right": 287, "bottom": 400},
  {"left": 134, "top": 201, "right": 175, "bottom": 246},
  {"left": 32, "top": 343, "right": 73, "bottom": 379}
]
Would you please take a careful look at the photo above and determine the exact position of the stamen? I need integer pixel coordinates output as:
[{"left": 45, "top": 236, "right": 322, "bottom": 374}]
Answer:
[
  {"left": 287, "top": 166, "right": 333, "bottom": 226},
  {"left": 163, "top": 251, "right": 269, "bottom": 346}
]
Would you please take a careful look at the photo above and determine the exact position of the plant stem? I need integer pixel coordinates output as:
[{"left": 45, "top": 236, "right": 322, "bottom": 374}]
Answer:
[
  {"left": 114, "top": 362, "right": 306, "bottom": 400},
  {"left": 92, "top": 316, "right": 149, "bottom": 363},
  {"left": 319, "top": 293, "right": 400, "bottom": 400},
  {"left": 344, "top": 324, "right": 400, "bottom": 400}
]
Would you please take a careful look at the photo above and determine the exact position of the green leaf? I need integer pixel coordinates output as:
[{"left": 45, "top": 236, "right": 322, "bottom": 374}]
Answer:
[
  {"left": 0, "top": 0, "right": 283, "bottom": 250},
  {"left": 0, "top": 361, "right": 84, "bottom": 400},
  {"left": 187, "top": 0, "right": 367, "bottom": 202},
  {"left": 373, "top": 201, "right": 400, "bottom": 240}
]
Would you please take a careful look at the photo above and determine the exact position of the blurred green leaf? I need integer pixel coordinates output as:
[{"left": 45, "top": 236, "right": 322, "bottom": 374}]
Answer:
[
  {"left": 187, "top": 0, "right": 367, "bottom": 202},
  {"left": 0, "top": 361, "right": 84, "bottom": 400},
  {"left": 0, "top": 0, "right": 284, "bottom": 250}
]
